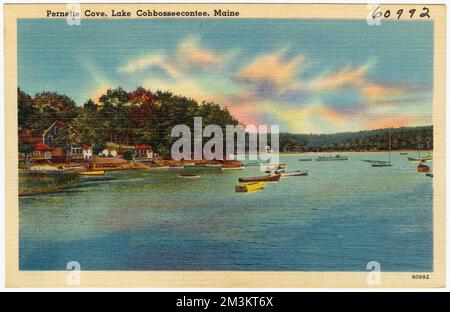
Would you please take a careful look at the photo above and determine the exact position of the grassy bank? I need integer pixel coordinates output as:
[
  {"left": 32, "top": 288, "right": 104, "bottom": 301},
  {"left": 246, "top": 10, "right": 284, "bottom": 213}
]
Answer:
[{"left": 19, "top": 170, "right": 81, "bottom": 196}]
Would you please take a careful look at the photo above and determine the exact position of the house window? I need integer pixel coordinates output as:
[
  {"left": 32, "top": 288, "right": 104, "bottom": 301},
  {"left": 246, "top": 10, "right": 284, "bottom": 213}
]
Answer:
[
  {"left": 33, "top": 151, "right": 40, "bottom": 156},
  {"left": 71, "top": 148, "right": 83, "bottom": 154},
  {"left": 45, "top": 152, "right": 52, "bottom": 158},
  {"left": 54, "top": 126, "right": 60, "bottom": 135},
  {"left": 47, "top": 135, "right": 53, "bottom": 143}
]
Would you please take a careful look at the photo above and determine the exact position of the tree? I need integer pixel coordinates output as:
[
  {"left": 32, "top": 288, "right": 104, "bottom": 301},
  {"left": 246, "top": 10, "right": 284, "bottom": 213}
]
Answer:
[{"left": 18, "top": 88, "right": 35, "bottom": 129}]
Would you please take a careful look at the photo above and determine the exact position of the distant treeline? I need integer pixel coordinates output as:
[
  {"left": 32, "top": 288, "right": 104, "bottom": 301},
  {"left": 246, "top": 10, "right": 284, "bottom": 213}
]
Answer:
[{"left": 279, "top": 126, "right": 433, "bottom": 152}]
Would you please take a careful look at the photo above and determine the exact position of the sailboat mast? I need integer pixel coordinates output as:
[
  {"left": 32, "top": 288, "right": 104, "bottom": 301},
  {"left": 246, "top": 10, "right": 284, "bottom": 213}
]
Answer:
[
  {"left": 417, "top": 139, "right": 421, "bottom": 159},
  {"left": 388, "top": 131, "right": 391, "bottom": 164}
]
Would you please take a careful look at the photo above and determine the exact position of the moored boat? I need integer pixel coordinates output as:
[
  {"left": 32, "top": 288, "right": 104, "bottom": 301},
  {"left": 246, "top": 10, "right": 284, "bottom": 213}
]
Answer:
[
  {"left": 178, "top": 173, "right": 201, "bottom": 179},
  {"left": 298, "top": 158, "right": 312, "bottom": 161},
  {"left": 316, "top": 155, "right": 348, "bottom": 161},
  {"left": 417, "top": 163, "right": 430, "bottom": 173},
  {"left": 235, "top": 182, "right": 265, "bottom": 193},
  {"left": 260, "top": 163, "right": 287, "bottom": 171},
  {"left": 282, "top": 170, "right": 308, "bottom": 177},
  {"left": 238, "top": 173, "right": 281, "bottom": 183},
  {"left": 408, "top": 156, "right": 432, "bottom": 162},
  {"left": 371, "top": 162, "right": 393, "bottom": 167},
  {"left": 222, "top": 166, "right": 245, "bottom": 170},
  {"left": 361, "top": 159, "right": 387, "bottom": 164}
]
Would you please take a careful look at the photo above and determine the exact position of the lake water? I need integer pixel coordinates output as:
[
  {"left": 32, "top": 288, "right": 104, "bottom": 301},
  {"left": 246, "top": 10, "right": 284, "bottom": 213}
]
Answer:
[{"left": 19, "top": 153, "right": 433, "bottom": 271}]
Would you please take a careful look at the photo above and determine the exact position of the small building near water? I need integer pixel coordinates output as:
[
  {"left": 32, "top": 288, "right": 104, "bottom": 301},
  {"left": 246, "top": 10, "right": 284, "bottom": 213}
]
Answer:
[
  {"left": 134, "top": 145, "right": 153, "bottom": 161},
  {"left": 30, "top": 142, "right": 53, "bottom": 162},
  {"left": 71, "top": 144, "right": 93, "bottom": 161},
  {"left": 100, "top": 147, "right": 118, "bottom": 157}
]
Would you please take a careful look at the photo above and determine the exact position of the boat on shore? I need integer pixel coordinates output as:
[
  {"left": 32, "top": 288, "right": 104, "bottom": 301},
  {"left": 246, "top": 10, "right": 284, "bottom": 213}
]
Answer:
[
  {"left": 239, "top": 173, "right": 281, "bottom": 183},
  {"left": 282, "top": 170, "right": 308, "bottom": 177},
  {"left": 316, "top": 155, "right": 348, "bottom": 161},
  {"left": 400, "top": 152, "right": 409, "bottom": 155},
  {"left": 235, "top": 182, "right": 265, "bottom": 193},
  {"left": 79, "top": 170, "right": 105, "bottom": 176},
  {"left": 168, "top": 166, "right": 184, "bottom": 170}
]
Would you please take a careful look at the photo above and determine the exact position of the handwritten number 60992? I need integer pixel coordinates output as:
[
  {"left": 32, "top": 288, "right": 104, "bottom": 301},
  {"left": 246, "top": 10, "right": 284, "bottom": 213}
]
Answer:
[{"left": 372, "top": 6, "right": 430, "bottom": 20}]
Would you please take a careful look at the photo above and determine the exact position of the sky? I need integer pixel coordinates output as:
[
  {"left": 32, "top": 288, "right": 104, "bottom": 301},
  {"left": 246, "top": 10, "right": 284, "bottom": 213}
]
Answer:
[{"left": 18, "top": 19, "right": 433, "bottom": 134}]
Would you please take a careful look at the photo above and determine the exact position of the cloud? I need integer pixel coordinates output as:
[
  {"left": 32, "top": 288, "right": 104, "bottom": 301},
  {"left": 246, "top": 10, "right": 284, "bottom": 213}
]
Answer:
[
  {"left": 175, "top": 36, "right": 233, "bottom": 69},
  {"left": 236, "top": 48, "right": 305, "bottom": 88},
  {"left": 365, "top": 116, "right": 415, "bottom": 130},
  {"left": 118, "top": 36, "right": 233, "bottom": 78},
  {"left": 311, "top": 61, "right": 374, "bottom": 91},
  {"left": 117, "top": 54, "right": 182, "bottom": 79},
  {"left": 114, "top": 37, "right": 430, "bottom": 133},
  {"left": 360, "top": 83, "right": 408, "bottom": 103}
]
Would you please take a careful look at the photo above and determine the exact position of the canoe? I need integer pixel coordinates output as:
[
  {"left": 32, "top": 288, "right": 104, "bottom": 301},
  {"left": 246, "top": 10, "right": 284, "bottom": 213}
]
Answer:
[
  {"left": 235, "top": 182, "right": 265, "bottom": 193},
  {"left": 282, "top": 170, "right": 308, "bottom": 177},
  {"left": 239, "top": 173, "right": 281, "bottom": 183},
  {"left": 371, "top": 163, "right": 393, "bottom": 167},
  {"left": 316, "top": 155, "right": 348, "bottom": 161},
  {"left": 79, "top": 170, "right": 105, "bottom": 176},
  {"left": 298, "top": 158, "right": 313, "bottom": 161},
  {"left": 178, "top": 173, "right": 201, "bottom": 179},
  {"left": 361, "top": 159, "right": 388, "bottom": 164}
]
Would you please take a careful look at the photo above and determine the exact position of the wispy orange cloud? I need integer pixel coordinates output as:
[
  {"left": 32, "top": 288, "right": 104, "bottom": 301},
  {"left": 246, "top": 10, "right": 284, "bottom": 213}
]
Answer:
[
  {"left": 236, "top": 48, "right": 305, "bottom": 87},
  {"left": 366, "top": 116, "right": 414, "bottom": 130},
  {"left": 175, "top": 36, "right": 233, "bottom": 69},
  {"left": 117, "top": 53, "right": 182, "bottom": 79},
  {"left": 361, "top": 83, "right": 407, "bottom": 102},
  {"left": 311, "top": 61, "right": 373, "bottom": 91}
]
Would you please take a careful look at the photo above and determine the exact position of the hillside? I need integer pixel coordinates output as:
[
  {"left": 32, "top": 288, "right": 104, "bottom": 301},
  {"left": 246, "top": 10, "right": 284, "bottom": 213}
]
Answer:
[{"left": 279, "top": 126, "right": 433, "bottom": 152}]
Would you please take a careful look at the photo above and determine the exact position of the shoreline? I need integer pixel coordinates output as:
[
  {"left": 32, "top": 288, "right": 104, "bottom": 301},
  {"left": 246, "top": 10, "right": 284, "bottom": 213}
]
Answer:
[{"left": 279, "top": 149, "right": 430, "bottom": 155}]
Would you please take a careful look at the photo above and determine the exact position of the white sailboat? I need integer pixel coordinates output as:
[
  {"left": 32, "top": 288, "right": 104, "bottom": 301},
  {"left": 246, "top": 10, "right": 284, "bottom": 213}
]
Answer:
[{"left": 372, "top": 131, "right": 393, "bottom": 167}]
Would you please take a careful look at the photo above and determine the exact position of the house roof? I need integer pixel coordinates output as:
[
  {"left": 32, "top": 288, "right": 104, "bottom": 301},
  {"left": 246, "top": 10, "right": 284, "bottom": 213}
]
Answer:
[
  {"left": 34, "top": 142, "right": 52, "bottom": 151},
  {"left": 135, "top": 145, "right": 152, "bottom": 150},
  {"left": 81, "top": 144, "right": 90, "bottom": 149}
]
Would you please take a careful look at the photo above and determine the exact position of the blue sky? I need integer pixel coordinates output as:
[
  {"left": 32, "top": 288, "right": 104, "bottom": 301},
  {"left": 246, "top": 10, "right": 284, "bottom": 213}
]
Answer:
[{"left": 18, "top": 19, "right": 433, "bottom": 133}]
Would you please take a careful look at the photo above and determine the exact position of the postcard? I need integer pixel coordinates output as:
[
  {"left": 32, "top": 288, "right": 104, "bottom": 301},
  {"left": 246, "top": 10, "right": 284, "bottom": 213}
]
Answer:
[{"left": 4, "top": 3, "right": 446, "bottom": 288}]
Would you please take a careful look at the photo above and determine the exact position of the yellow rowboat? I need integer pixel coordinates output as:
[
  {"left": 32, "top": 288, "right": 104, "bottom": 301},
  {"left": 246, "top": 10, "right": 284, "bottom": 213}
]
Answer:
[
  {"left": 79, "top": 170, "right": 105, "bottom": 176},
  {"left": 235, "top": 182, "right": 265, "bottom": 193}
]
